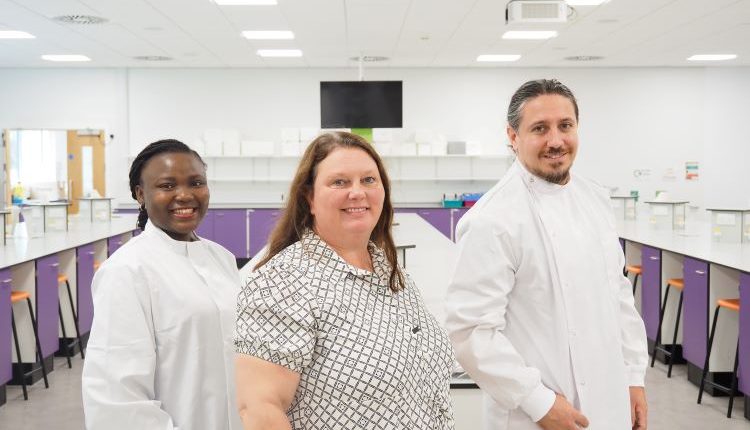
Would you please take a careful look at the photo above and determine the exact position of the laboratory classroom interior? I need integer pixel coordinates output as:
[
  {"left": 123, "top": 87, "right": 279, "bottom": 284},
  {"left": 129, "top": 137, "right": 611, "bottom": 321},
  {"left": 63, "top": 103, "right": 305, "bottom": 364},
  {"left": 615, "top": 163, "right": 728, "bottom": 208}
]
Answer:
[{"left": 1, "top": 0, "right": 750, "bottom": 428}]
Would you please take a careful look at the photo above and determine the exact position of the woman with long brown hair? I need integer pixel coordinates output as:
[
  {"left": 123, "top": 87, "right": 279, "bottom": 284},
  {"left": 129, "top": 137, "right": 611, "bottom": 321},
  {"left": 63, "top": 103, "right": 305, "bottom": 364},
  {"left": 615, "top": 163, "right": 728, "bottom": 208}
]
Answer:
[{"left": 234, "top": 131, "right": 455, "bottom": 429}]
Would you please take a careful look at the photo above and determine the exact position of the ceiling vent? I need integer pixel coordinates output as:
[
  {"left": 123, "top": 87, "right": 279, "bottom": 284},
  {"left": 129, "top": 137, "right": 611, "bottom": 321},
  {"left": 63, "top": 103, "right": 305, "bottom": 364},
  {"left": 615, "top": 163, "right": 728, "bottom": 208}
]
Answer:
[
  {"left": 54, "top": 15, "right": 108, "bottom": 25},
  {"left": 506, "top": 1, "right": 567, "bottom": 24},
  {"left": 133, "top": 55, "right": 173, "bottom": 61},
  {"left": 565, "top": 55, "right": 604, "bottom": 61},
  {"left": 349, "top": 55, "right": 389, "bottom": 62}
]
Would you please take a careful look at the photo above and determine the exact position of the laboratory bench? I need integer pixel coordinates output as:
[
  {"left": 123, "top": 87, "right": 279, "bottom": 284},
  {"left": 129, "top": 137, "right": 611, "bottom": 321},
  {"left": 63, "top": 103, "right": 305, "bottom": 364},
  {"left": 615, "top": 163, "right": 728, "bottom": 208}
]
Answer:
[
  {"left": 0, "top": 215, "right": 138, "bottom": 405},
  {"left": 116, "top": 204, "right": 471, "bottom": 259},
  {"left": 617, "top": 219, "right": 750, "bottom": 419}
]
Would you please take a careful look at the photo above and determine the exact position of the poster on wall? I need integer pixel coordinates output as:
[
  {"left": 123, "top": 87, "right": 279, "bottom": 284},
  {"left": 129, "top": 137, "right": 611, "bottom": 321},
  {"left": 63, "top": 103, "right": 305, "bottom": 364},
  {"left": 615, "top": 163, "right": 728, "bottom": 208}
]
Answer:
[{"left": 685, "top": 161, "right": 699, "bottom": 180}]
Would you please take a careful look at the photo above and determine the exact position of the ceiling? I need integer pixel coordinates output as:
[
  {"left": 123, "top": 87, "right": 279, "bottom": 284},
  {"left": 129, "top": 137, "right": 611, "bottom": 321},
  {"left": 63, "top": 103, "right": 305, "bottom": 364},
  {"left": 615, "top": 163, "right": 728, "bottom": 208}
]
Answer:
[{"left": 0, "top": 0, "right": 748, "bottom": 68}]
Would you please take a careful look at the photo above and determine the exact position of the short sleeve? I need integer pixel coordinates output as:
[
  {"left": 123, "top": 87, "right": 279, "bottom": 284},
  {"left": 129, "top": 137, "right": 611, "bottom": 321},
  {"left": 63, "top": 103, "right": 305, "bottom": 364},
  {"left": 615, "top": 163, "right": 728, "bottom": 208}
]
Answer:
[{"left": 234, "top": 266, "right": 318, "bottom": 373}]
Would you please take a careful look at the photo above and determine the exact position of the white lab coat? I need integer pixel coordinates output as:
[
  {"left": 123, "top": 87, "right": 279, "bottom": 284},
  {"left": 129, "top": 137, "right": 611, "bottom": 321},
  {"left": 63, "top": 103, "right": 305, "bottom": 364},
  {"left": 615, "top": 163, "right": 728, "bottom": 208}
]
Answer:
[
  {"left": 445, "top": 161, "right": 647, "bottom": 430},
  {"left": 82, "top": 221, "right": 242, "bottom": 430}
]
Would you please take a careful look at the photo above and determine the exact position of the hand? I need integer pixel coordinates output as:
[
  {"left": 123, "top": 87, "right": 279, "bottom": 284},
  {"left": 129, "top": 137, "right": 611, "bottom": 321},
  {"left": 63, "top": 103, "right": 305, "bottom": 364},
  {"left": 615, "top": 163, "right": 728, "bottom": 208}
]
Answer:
[
  {"left": 537, "top": 394, "right": 589, "bottom": 430},
  {"left": 629, "top": 386, "right": 647, "bottom": 430}
]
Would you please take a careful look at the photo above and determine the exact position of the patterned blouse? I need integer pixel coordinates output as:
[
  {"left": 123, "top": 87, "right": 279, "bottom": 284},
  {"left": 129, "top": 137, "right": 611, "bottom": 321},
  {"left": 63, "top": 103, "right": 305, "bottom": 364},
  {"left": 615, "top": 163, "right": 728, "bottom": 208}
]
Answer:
[{"left": 235, "top": 230, "right": 455, "bottom": 429}]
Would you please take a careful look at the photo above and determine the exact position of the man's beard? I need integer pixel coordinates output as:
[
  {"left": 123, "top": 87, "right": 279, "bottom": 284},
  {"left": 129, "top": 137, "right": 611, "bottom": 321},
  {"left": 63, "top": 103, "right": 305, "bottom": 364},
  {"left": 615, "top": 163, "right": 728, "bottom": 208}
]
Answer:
[{"left": 537, "top": 167, "right": 570, "bottom": 185}]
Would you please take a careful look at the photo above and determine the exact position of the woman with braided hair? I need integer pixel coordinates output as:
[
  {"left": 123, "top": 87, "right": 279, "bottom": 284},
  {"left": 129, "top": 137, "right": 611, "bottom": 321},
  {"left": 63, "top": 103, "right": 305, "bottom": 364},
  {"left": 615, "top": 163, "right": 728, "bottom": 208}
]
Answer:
[{"left": 82, "top": 139, "right": 242, "bottom": 430}]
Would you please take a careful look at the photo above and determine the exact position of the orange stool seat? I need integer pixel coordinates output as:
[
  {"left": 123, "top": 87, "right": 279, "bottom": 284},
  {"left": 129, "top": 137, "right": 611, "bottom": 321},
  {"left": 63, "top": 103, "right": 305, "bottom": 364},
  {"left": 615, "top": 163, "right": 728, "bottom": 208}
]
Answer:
[
  {"left": 10, "top": 291, "right": 30, "bottom": 303},
  {"left": 57, "top": 274, "right": 68, "bottom": 284},
  {"left": 717, "top": 298, "right": 740, "bottom": 312},
  {"left": 93, "top": 261, "right": 101, "bottom": 271},
  {"left": 667, "top": 278, "right": 684, "bottom": 290},
  {"left": 625, "top": 265, "right": 642, "bottom": 275}
]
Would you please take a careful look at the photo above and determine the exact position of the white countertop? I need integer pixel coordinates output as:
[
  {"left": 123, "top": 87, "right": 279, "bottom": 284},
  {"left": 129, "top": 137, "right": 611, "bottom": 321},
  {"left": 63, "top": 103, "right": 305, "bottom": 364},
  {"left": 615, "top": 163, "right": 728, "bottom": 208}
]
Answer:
[
  {"left": 116, "top": 202, "right": 447, "bottom": 210},
  {"left": 0, "top": 215, "right": 138, "bottom": 268},
  {"left": 617, "top": 219, "right": 750, "bottom": 273}
]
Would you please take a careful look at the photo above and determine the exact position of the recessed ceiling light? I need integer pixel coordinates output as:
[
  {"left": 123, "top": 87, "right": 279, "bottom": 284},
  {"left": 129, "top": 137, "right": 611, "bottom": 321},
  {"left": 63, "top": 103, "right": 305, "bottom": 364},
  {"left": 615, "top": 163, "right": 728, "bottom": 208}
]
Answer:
[
  {"left": 257, "top": 49, "right": 302, "bottom": 57},
  {"left": 41, "top": 54, "right": 91, "bottom": 62},
  {"left": 477, "top": 54, "right": 521, "bottom": 62},
  {"left": 53, "top": 15, "right": 108, "bottom": 25},
  {"left": 0, "top": 30, "right": 35, "bottom": 39},
  {"left": 687, "top": 54, "right": 737, "bottom": 61},
  {"left": 242, "top": 31, "right": 294, "bottom": 40},
  {"left": 212, "top": 0, "right": 277, "bottom": 5},
  {"left": 565, "top": 55, "right": 604, "bottom": 61},
  {"left": 502, "top": 31, "right": 558, "bottom": 40},
  {"left": 566, "top": 0, "right": 609, "bottom": 5}
]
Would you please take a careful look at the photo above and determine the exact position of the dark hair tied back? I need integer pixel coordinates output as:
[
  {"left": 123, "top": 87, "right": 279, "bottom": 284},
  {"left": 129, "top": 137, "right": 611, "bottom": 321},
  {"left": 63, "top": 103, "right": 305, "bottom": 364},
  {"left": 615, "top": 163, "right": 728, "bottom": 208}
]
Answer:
[{"left": 128, "top": 139, "right": 205, "bottom": 231}]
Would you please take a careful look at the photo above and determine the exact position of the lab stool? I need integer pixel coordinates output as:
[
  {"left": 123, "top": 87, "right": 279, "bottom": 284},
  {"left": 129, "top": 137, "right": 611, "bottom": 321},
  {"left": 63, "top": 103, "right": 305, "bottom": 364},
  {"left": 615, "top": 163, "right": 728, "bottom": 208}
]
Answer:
[
  {"left": 57, "top": 274, "right": 85, "bottom": 369},
  {"left": 697, "top": 298, "right": 740, "bottom": 418},
  {"left": 625, "top": 264, "right": 642, "bottom": 296},
  {"left": 10, "top": 291, "right": 50, "bottom": 400},
  {"left": 651, "top": 278, "right": 684, "bottom": 377}
]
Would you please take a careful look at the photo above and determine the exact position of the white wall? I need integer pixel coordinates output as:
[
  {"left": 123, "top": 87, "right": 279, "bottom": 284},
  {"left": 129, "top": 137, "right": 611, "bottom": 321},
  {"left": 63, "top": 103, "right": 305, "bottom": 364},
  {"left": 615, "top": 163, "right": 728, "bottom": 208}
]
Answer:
[{"left": 1, "top": 67, "right": 748, "bottom": 209}]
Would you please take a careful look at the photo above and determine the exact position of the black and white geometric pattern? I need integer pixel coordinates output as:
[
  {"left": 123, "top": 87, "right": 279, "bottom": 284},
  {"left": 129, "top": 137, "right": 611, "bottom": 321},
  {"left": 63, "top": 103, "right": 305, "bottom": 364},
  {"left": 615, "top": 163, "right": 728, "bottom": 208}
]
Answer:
[{"left": 235, "top": 230, "right": 455, "bottom": 429}]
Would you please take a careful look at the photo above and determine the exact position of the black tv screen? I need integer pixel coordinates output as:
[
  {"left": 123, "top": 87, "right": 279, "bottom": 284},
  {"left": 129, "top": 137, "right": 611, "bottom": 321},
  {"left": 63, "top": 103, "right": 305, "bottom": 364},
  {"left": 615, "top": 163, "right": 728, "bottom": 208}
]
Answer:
[{"left": 320, "top": 81, "right": 403, "bottom": 128}]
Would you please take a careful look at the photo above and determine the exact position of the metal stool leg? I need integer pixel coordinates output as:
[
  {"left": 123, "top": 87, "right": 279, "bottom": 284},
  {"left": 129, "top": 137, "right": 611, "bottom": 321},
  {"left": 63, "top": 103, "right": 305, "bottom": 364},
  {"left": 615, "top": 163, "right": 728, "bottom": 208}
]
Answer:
[
  {"left": 26, "top": 297, "right": 49, "bottom": 389},
  {"left": 10, "top": 308, "right": 28, "bottom": 400},
  {"left": 698, "top": 306, "right": 721, "bottom": 404},
  {"left": 667, "top": 291, "right": 684, "bottom": 378},
  {"left": 651, "top": 284, "right": 671, "bottom": 367},
  {"left": 727, "top": 342, "right": 740, "bottom": 418},
  {"left": 64, "top": 279, "right": 85, "bottom": 359},
  {"left": 632, "top": 273, "right": 640, "bottom": 296},
  {"left": 58, "top": 303, "right": 72, "bottom": 369}
]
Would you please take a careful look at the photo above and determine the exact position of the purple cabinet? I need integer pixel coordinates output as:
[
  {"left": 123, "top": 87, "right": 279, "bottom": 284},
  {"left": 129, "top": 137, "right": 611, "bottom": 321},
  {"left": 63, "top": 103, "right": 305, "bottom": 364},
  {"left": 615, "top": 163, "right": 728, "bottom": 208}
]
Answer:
[
  {"left": 248, "top": 209, "right": 282, "bottom": 258},
  {"left": 35, "top": 255, "right": 60, "bottom": 358},
  {"left": 641, "top": 246, "right": 662, "bottom": 341},
  {"left": 739, "top": 272, "right": 750, "bottom": 395},
  {"left": 213, "top": 210, "right": 248, "bottom": 258},
  {"left": 107, "top": 234, "right": 126, "bottom": 256},
  {"left": 450, "top": 208, "right": 469, "bottom": 242},
  {"left": 195, "top": 210, "right": 214, "bottom": 240},
  {"left": 77, "top": 244, "right": 96, "bottom": 334},
  {"left": 682, "top": 257, "right": 709, "bottom": 368},
  {"left": 1, "top": 269, "right": 11, "bottom": 385}
]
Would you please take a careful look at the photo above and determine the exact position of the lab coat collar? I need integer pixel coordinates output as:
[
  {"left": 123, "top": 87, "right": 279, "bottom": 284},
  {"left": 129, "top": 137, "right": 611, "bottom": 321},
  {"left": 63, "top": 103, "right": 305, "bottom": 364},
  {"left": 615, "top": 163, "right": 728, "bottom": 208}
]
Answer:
[
  {"left": 514, "top": 159, "right": 571, "bottom": 195},
  {"left": 300, "top": 229, "right": 390, "bottom": 285},
  {"left": 143, "top": 220, "right": 201, "bottom": 256}
]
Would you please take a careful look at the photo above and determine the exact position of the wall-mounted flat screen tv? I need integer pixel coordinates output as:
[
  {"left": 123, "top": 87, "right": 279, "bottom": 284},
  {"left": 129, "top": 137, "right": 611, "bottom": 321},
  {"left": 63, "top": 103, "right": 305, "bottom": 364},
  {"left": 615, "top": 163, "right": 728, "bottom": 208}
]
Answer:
[{"left": 320, "top": 81, "right": 402, "bottom": 128}]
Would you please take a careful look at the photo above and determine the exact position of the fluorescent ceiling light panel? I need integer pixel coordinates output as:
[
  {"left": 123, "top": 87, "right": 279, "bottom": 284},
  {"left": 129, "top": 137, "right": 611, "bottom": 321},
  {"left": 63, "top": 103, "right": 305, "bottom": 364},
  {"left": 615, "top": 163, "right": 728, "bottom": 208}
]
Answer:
[
  {"left": 257, "top": 49, "right": 302, "bottom": 57},
  {"left": 41, "top": 54, "right": 91, "bottom": 62},
  {"left": 212, "top": 0, "right": 277, "bottom": 5},
  {"left": 242, "top": 31, "right": 294, "bottom": 40},
  {"left": 502, "top": 31, "right": 558, "bottom": 40},
  {"left": 0, "top": 30, "right": 35, "bottom": 39},
  {"left": 566, "top": 0, "right": 608, "bottom": 5},
  {"left": 477, "top": 54, "right": 521, "bottom": 62},
  {"left": 687, "top": 54, "right": 737, "bottom": 61}
]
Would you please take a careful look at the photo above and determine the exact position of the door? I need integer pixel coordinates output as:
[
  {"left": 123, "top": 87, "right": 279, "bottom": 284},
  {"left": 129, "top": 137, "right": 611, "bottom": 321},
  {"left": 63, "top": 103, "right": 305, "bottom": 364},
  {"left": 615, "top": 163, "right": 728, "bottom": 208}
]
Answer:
[{"left": 67, "top": 130, "right": 105, "bottom": 214}]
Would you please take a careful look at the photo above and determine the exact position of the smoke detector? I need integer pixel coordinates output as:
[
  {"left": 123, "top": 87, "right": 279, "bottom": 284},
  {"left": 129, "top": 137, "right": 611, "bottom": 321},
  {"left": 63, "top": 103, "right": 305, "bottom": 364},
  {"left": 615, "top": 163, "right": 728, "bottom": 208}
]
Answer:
[
  {"left": 506, "top": 0, "right": 568, "bottom": 24},
  {"left": 53, "top": 15, "right": 108, "bottom": 25}
]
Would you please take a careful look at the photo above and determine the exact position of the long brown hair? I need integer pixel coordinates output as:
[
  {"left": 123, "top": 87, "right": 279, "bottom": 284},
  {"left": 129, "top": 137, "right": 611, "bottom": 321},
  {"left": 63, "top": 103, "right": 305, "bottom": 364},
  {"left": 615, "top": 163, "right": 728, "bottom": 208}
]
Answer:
[{"left": 255, "top": 131, "right": 405, "bottom": 293}]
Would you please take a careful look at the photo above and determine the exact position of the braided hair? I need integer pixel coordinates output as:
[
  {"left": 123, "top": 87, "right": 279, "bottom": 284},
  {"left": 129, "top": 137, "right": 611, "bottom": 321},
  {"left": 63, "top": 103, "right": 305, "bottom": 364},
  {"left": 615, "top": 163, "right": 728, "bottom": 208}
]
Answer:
[{"left": 128, "top": 139, "right": 205, "bottom": 231}]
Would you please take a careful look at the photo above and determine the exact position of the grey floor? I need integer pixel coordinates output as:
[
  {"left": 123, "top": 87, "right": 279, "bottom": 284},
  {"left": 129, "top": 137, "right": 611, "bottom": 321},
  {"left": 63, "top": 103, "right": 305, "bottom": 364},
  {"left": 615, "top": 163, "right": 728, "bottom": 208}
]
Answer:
[{"left": 0, "top": 356, "right": 749, "bottom": 429}]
